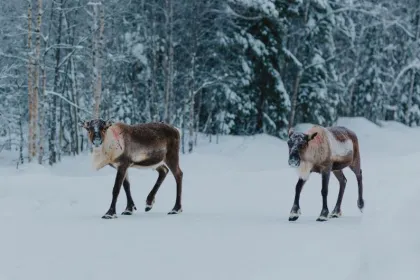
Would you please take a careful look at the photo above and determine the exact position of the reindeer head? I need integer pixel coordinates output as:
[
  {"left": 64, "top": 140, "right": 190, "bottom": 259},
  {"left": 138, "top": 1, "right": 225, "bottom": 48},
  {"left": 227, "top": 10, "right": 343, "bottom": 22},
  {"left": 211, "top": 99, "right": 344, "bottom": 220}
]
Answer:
[
  {"left": 80, "top": 118, "right": 113, "bottom": 148},
  {"left": 287, "top": 128, "right": 317, "bottom": 167}
]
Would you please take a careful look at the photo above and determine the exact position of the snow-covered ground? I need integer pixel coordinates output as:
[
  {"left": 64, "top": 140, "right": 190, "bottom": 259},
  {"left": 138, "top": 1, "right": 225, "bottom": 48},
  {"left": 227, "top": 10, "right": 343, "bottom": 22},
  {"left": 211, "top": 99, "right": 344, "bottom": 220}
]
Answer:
[{"left": 0, "top": 117, "right": 419, "bottom": 280}]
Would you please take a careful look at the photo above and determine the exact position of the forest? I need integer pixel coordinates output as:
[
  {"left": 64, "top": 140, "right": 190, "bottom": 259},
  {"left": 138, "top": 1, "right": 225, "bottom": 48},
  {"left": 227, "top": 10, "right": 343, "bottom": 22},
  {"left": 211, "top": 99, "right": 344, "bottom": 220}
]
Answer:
[{"left": 0, "top": 0, "right": 419, "bottom": 165}]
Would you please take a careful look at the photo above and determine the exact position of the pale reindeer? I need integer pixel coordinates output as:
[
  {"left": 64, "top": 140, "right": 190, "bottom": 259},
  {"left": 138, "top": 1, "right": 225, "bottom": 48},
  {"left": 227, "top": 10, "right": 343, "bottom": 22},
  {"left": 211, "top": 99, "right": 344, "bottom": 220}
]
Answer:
[
  {"left": 80, "top": 119, "right": 183, "bottom": 219},
  {"left": 287, "top": 125, "right": 364, "bottom": 222}
]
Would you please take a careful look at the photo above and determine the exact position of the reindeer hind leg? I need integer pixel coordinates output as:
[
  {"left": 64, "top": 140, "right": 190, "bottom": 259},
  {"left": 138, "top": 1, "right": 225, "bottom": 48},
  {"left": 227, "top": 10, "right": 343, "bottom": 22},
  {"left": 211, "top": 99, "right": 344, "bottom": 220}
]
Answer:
[
  {"left": 350, "top": 164, "right": 364, "bottom": 212},
  {"left": 330, "top": 170, "right": 347, "bottom": 218},
  {"left": 350, "top": 139, "right": 364, "bottom": 212},
  {"left": 165, "top": 151, "right": 183, "bottom": 215}
]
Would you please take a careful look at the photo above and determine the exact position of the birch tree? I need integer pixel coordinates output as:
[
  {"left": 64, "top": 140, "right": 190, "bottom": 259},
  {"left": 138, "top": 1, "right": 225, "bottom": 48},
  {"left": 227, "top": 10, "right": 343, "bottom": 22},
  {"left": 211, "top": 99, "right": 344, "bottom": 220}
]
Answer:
[
  {"left": 89, "top": 0, "right": 105, "bottom": 119},
  {"left": 27, "top": 0, "right": 34, "bottom": 162},
  {"left": 35, "top": 0, "right": 44, "bottom": 164},
  {"left": 163, "top": 0, "right": 174, "bottom": 123}
]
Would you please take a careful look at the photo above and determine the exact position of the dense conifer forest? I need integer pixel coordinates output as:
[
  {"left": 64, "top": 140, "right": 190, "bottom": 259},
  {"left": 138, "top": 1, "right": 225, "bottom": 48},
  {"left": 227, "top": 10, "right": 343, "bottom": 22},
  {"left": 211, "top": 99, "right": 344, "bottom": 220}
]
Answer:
[{"left": 1, "top": 0, "right": 419, "bottom": 165}]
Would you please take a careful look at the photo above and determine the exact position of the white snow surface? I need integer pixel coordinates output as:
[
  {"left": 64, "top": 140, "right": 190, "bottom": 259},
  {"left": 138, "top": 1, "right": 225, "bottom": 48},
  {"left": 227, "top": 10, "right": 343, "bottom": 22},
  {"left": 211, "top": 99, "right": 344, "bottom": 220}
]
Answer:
[{"left": 1, "top": 117, "right": 419, "bottom": 280}]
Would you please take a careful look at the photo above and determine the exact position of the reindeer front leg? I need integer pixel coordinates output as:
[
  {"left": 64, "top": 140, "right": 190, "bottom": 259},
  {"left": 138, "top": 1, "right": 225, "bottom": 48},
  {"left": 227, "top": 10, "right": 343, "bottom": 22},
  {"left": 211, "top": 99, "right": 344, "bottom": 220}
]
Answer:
[
  {"left": 317, "top": 169, "right": 331, "bottom": 222},
  {"left": 289, "top": 179, "right": 306, "bottom": 221},
  {"left": 103, "top": 163, "right": 129, "bottom": 219},
  {"left": 121, "top": 174, "right": 137, "bottom": 215}
]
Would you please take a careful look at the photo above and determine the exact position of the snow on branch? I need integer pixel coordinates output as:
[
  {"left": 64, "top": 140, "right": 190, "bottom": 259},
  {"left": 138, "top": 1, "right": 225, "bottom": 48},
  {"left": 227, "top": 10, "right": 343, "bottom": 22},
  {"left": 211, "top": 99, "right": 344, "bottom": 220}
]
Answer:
[
  {"left": 304, "top": 47, "right": 350, "bottom": 70},
  {"left": 87, "top": 2, "right": 102, "bottom": 6},
  {"left": 389, "top": 58, "right": 420, "bottom": 95},
  {"left": 192, "top": 79, "right": 224, "bottom": 97},
  {"left": 0, "top": 52, "right": 29, "bottom": 64},
  {"left": 282, "top": 47, "right": 302, "bottom": 68},
  {"left": 45, "top": 91, "right": 93, "bottom": 116},
  {"left": 383, "top": 20, "right": 415, "bottom": 39}
]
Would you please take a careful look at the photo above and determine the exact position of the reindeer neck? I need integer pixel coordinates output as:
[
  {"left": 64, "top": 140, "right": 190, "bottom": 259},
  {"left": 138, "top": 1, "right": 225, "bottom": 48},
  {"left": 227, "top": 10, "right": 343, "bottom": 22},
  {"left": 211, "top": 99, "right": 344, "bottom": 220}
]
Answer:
[{"left": 303, "top": 127, "right": 330, "bottom": 164}]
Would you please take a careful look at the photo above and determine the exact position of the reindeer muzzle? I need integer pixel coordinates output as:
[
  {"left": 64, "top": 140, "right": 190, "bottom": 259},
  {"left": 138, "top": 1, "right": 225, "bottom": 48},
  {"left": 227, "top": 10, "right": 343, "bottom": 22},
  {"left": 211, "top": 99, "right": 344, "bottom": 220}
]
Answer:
[
  {"left": 92, "top": 133, "right": 103, "bottom": 147},
  {"left": 288, "top": 158, "right": 300, "bottom": 168},
  {"left": 288, "top": 151, "right": 300, "bottom": 167}
]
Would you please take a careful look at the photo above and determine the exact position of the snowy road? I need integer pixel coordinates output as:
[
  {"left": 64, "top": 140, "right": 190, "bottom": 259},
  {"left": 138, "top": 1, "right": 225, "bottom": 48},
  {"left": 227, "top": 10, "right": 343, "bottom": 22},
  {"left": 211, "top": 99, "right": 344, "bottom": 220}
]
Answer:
[{"left": 0, "top": 118, "right": 419, "bottom": 280}]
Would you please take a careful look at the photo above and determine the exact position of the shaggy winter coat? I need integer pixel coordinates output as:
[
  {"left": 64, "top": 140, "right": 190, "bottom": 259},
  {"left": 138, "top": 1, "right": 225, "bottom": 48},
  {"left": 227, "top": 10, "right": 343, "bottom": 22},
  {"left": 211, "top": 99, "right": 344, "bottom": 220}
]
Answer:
[
  {"left": 297, "top": 125, "right": 358, "bottom": 180},
  {"left": 91, "top": 122, "right": 179, "bottom": 171}
]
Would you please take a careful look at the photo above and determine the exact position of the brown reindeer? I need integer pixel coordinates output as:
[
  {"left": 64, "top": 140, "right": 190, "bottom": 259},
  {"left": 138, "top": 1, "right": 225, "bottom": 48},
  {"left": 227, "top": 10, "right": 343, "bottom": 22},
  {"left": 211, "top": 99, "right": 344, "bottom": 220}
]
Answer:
[
  {"left": 80, "top": 119, "right": 183, "bottom": 219},
  {"left": 287, "top": 125, "right": 364, "bottom": 222}
]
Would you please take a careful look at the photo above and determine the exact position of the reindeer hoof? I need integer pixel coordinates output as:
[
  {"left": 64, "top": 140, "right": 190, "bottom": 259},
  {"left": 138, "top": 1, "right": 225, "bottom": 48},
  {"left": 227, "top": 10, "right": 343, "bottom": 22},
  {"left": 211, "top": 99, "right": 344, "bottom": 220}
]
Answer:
[
  {"left": 102, "top": 213, "right": 117, "bottom": 219},
  {"left": 289, "top": 209, "right": 301, "bottom": 221},
  {"left": 316, "top": 208, "right": 329, "bottom": 222},
  {"left": 121, "top": 209, "right": 134, "bottom": 216},
  {"left": 145, "top": 199, "right": 155, "bottom": 212},
  {"left": 288, "top": 216, "right": 299, "bottom": 221},
  {"left": 329, "top": 211, "right": 342, "bottom": 218},
  {"left": 357, "top": 199, "right": 365, "bottom": 212},
  {"left": 316, "top": 216, "right": 329, "bottom": 222},
  {"left": 121, "top": 207, "right": 136, "bottom": 215},
  {"left": 168, "top": 208, "right": 183, "bottom": 215},
  {"left": 145, "top": 203, "right": 154, "bottom": 212}
]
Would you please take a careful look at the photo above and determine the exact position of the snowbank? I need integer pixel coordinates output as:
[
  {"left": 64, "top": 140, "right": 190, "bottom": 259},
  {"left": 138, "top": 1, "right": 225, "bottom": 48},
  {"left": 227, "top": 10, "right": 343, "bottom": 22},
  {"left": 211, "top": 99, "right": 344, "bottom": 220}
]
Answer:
[
  {"left": 0, "top": 117, "right": 419, "bottom": 280},
  {"left": 353, "top": 152, "right": 420, "bottom": 280}
]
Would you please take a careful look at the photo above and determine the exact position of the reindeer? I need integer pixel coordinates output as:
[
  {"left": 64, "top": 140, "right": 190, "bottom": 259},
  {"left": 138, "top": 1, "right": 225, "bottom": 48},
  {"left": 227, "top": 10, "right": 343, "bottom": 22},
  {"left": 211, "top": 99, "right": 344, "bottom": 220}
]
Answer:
[
  {"left": 80, "top": 119, "right": 183, "bottom": 219},
  {"left": 287, "top": 125, "right": 364, "bottom": 222}
]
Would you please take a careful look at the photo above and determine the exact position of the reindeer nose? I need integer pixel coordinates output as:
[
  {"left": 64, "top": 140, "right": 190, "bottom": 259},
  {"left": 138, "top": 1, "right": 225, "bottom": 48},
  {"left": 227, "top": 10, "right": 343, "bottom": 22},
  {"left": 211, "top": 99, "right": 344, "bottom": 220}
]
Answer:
[
  {"left": 93, "top": 138, "right": 102, "bottom": 147},
  {"left": 288, "top": 157, "right": 300, "bottom": 167}
]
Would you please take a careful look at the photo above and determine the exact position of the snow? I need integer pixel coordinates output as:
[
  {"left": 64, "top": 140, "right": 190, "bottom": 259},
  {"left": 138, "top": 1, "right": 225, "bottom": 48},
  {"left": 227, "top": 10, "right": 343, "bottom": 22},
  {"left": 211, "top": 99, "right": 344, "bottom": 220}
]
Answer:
[
  {"left": 282, "top": 47, "right": 303, "bottom": 68},
  {"left": 131, "top": 43, "right": 148, "bottom": 65},
  {"left": 246, "top": 33, "right": 267, "bottom": 57},
  {"left": 228, "top": 0, "right": 278, "bottom": 18},
  {"left": 1, "top": 117, "right": 419, "bottom": 280}
]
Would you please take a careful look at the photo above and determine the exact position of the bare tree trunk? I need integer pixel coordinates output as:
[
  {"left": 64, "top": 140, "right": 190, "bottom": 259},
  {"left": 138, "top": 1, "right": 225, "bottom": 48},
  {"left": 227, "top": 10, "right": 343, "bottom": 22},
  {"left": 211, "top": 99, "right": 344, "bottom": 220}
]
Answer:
[
  {"left": 66, "top": 61, "right": 78, "bottom": 155},
  {"left": 188, "top": 55, "right": 195, "bottom": 153},
  {"left": 38, "top": 0, "right": 52, "bottom": 165},
  {"left": 148, "top": 3, "right": 158, "bottom": 122},
  {"left": 70, "top": 57, "right": 80, "bottom": 155},
  {"left": 407, "top": 70, "right": 416, "bottom": 125},
  {"left": 256, "top": 88, "right": 265, "bottom": 133},
  {"left": 189, "top": 2, "right": 198, "bottom": 152},
  {"left": 151, "top": 38, "right": 157, "bottom": 120},
  {"left": 91, "top": 1, "right": 104, "bottom": 118},
  {"left": 19, "top": 106, "right": 24, "bottom": 165},
  {"left": 188, "top": 91, "right": 194, "bottom": 153},
  {"left": 34, "top": 0, "right": 43, "bottom": 163},
  {"left": 91, "top": 3, "right": 98, "bottom": 117},
  {"left": 163, "top": 0, "right": 173, "bottom": 123},
  {"left": 194, "top": 90, "right": 201, "bottom": 146},
  {"left": 181, "top": 100, "right": 187, "bottom": 154},
  {"left": 67, "top": 5, "right": 81, "bottom": 154},
  {"left": 48, "top": 0, "right": 63, "bottom": 165},
  {"left": 38, "top": 52, "right": 46, "bottom": 164},
  {"left": 406, "top": 3, "right": 420, "bottom": 125},
  {"left": 58, "top": 98, "right": 63, "bottom": 161},
  {"left": 97, "top": 4, "right": 105, "bottom": 116},
  {"left": 168, "top": 0, "right": 174, "bottom": 123},
  {"left": 347, "top": 80, "right": 355, "bottom": 116},
  {"left": 288, "top": 69, "right": 302, "bottom": 130},
  {"left": 27, "top": 1, "right": 34, "bottom": 162}
]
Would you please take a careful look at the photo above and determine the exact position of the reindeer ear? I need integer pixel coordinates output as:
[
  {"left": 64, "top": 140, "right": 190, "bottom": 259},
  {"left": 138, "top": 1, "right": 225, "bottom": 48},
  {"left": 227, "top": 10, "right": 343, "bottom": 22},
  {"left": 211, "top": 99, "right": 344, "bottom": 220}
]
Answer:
[
  {"left": 79, "top": 120, "right": 89, "bottom": 130},
  {"left": 104, "top": 119, "right": 114, "bottom": 129},
  {"left": 288, "top": 128, "right": 294, "bottom": 137},
  {"left": 308, "top": 132, "right": 318, "bottom": 141}
]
